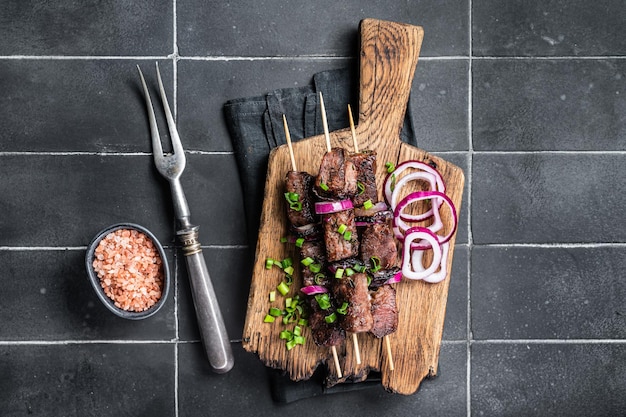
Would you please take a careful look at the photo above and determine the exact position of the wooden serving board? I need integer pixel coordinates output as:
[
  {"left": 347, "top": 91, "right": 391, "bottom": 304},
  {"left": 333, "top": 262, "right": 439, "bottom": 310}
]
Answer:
[{"left": 242, "top": 18, "right": 464, "bottom": 395}]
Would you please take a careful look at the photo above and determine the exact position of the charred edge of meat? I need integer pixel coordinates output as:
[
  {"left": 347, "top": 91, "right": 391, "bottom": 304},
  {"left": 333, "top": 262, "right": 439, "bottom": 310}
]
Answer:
[
  {"left": 370, "top": 285, "right": 398, "bottom": 338},
  {"left": 368, "top": 267, "right": 401, "bottom": 289},
  {"left": 315, "top": 148, "right": 358, "bottom": 200},
  {"left": 285, "top": 171, "right": 318, "bottom": 227},
  {"left": 290, "top": 222, "right": 322, "bottom": 240},
  {"left": 354, "top": 209, "right": 393, "bottom": 225},
  {"left": 351, "top": 150, "right": 378, "bottom": 207}
]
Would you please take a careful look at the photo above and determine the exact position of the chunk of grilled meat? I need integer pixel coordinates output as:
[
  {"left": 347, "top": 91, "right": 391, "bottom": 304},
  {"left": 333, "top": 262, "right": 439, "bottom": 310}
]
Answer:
[
  {"left": 332, "top": 273, "right": 373, "bottom": 334},
  {"left": 315, "top": 148, "right": 358, "bottom": 199},
  {"left": 370, "top": 285, "right": 398, "bottom": 338},
  {"left": 299, "top": 240, "right": 329, "bottom": 287},
  {"left": 350, "top": 150, "right": 378, "bottom": 207},
  {"left": 285, "top": 171, "right": 317, "bottom": 227},
  {"left": 307, "top": 298, "right": 346, "bottom": 347},
  {"left": 359, "top": 211, "right": 398, "bottom": 270},
  {"left": 322, "top": 209, "right": 359, "bottom": 262}
]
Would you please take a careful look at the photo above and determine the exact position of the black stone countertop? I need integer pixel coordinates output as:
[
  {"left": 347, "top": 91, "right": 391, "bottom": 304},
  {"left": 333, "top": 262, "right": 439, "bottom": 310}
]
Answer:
[{"left": 1, "top": 1, "right": 625, "bottom": 416}]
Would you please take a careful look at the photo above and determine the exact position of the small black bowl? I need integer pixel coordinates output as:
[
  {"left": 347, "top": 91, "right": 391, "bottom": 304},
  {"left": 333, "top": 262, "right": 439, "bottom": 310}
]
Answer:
[{"left": 85, "top": 223, "right": 170, "bottom": 320}]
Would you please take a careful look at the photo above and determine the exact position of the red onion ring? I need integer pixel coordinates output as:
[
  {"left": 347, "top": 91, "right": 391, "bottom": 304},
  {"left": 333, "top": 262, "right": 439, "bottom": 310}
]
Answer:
[
  {"left": 411, "top": 242, "right": 450, "bottom": 283},
  {"left": 314, "top": 199, "right": 353, "bottom": 215},
  {"left": 300, "top": 285, "right": 328, "bottom": 295},
  {"left": 401, "top": 227, "right": 443, "bottom": 280},
  {"left": 393, "top": 190, "right": 458, "bottom": 249}
]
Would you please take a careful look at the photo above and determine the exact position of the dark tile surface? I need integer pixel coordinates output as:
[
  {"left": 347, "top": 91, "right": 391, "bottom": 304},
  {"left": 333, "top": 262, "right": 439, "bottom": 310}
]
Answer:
[
  {"left": 472, "top": 0, "right": 626, "bottom": 57},
  {"left": 2, "top": 0, "right": 625, "bottom": 416},
  {"left": 472, "top": 343, "right": 626, "bottom": 416}
]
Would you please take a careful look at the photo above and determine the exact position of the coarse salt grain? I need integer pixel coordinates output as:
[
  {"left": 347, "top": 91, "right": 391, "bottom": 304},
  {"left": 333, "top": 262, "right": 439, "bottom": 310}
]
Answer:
[{"left": 92, "top": 228, "right": 164, "bottom": 312}]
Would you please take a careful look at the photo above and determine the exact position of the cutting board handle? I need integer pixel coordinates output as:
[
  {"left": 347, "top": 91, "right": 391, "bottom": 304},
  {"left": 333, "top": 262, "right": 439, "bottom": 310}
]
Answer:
[{"left": 355, "top": 19, "right": 424, "bottom": 149}]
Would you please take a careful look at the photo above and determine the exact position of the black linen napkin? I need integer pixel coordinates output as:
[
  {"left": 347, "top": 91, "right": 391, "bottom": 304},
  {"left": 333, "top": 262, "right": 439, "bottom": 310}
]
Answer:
[{"left": 223, "top": 67, "right": 417, "bottom": 246}]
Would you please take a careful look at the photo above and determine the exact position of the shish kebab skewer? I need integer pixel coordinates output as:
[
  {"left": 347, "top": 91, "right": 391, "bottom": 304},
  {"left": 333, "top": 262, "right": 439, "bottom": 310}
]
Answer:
[
  {"left": 347, "top": 104, "right": 397, "bottom": 371},
  {"left": 282, "top": 115, "right": 344, "bottom": 378},
  {"left": 317, "top": 94, "right": 368, "bottom": 366}
]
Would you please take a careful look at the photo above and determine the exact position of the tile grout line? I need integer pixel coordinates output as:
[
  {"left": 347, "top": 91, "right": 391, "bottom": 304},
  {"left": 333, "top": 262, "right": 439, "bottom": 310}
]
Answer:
[{"left": 466, "top": 1, "right": 473, "bottom": 415}]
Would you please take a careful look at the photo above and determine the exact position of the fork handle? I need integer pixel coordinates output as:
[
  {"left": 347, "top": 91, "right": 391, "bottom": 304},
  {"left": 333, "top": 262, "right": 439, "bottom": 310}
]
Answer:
[{"left": 178, "top": 227, "right": 234, "bottom": 373}]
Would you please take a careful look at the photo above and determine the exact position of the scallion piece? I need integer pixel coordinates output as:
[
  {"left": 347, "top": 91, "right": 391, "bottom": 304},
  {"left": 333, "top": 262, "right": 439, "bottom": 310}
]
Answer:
[
  {"left": 277, "top": 281, "right": 289, "bottom": 296},
  {"left": 265, "top": 258, "right": 274, "bottom": 269},
  {"left": 337, "top": 302, "right": 349, "bottom": 315},
  {"left": 343, "top": 230, "right": 352, "bottom": 241},
  {"left": 363, "top": 199, "right": 373, "bottom": 210},
  {"left": 315, "top": 293, "right": 331, "bottom": 310},
  {"left": 319, "top": 182, "right": 329, "bottom": 191},
  {"left": 294, "top": 335, "right": 305, "bottom": 345},
  {"left": 309, "top": 263, "right": 322, "bottom": 273},
  {"left": 357, "top": 181, "right": 365, "bottom": 195},
  {"left": 301, "top": 256, "right": 314, "bottom": 266},
  {"left": 285, "top": 298, "right": 292, "bottom": 309},
  {"left": 337, "top": 224, "right": 347, "bottom": 235},
  {"left": 324, "top": 313, "right": 337, "bottom": 323},
  {"left": 385, "top": 162, "right": 395, "bottom": 173},
  {"left": 295, "top": 237, "right": 305, "bottom": 248},
  {"left": 263, "top": 314, "right": 276, "bottom": 323},
  {"left": 298, "top": 318, "right": 308, "bottom": 327},
  {"left": 335, "top": 268, "right": 344, "bottom": 279},
  {"left": 282, "top": 258, "right": 293, "bottom": 268},
  {"left": 314, "top": 273, "right": 325, "bottom": 285},
  {"left": 269, "top": 291, "right": 276, "bottom": 302},
  {"left": 284, "top": 266, "right": 295, "bottom": 276},
  {"left": 279, "top": 330, "right": 292, "bottom": 340},
  {"left": 286, "top": 339, "right": 297, "bottom": 350},
  {"left": 345, "top": 267, "right": 355, "bottom": 277},
  {"left": 269, "top": 307, "right": 282, "bottom": 317},
  {"left": 370, "top": 256, "right": 381, "bottom": 273}
]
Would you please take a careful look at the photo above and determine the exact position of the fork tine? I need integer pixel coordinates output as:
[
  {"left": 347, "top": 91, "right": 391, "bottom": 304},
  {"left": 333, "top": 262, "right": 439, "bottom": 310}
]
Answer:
[
  {"left": 137, "top": 65, "right": 165, "bottom": 162},
  {"left": 155, "top": 62, "right": 185, "bottom": 158}
]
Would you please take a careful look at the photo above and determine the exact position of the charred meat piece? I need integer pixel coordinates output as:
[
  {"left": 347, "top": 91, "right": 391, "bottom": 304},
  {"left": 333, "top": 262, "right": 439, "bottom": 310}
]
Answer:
[
  {"left": 360, "top": 211, "right": 398, "bottom": 270},
  {"left": 299, "top": 240, "right": 329, "bottom": 287},
  {"left": 351, "top": 150, "right": 378, "bottom": 207},
  {"left": 315, "top": 148, "right": 358, "bottom": 199},
  {"left": 332, "top": 273, "right": 373, "bottom": 333},
  {"left": 369, "top": 267, "right": 401, "bottom": 288},
  {"left": 323, "top": 209, "right": 359, "bottom": 262},
  {"left": 307, "top": 298, "right": 346, "bottom": 347},
  {"left": 285, "top": 171, "right": 317, "bottom": 227},
  {"left": 370, "top": 285, "right": 398, "bottom": 338}
]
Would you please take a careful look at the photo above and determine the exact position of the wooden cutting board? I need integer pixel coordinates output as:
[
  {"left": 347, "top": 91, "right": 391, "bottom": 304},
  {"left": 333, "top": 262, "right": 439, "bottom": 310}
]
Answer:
[{"left": 242, "top": 18, "right": 464, "bottom": 395}]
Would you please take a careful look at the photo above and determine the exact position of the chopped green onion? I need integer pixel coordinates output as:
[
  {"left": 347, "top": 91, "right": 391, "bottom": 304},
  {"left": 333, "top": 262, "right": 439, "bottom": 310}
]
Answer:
[
  {"left": 282, "top": 258, "right": 293, "bottom": 268},
  {"left": 264, "top": 314, "right": 276, "bottom": 323},
  {"left": 337, "top": 302, "right": 349, "bottom": 315},
  {"left": 269, "top": 307, "right": 282, "bottom": 317},
  {"left": 337, "top": 224, "right": 347, "bottom": 234},
  {"left": 284, "top": 192, "right": 303, "bottom": 211},
  {"left": 309, "top": 263, "right": 322, "bottom": 273},
  {"left": 298, "top": 318, "right": 308, "bottom": 327},
  {"left": 345, "top": 267, "right": 355, "bottom": 277},
  {"left": 390, "top": 173, "right": 396, "bottom": 192},
  {"left": 293, "top": 325, "right": 302, "bottom": 337},
  {"left": 385, "top": 162, "right": 395, "bottom": 173},
  {"left": 335, "top": 268, "right": 345, "bottom": 279},
  {"left": 357, "top": 181, "right": 365, "bottom": 195},
  {"left": 293, "top": 335, "right": 305, "bottom": 345},
  {"left": 295, "top": 237, "right": 305, "bottom": 248},
  {"left": 285, "top": 298, "right": 292, "bottom": 308},
  {"left": 279, "top": 330, "right": 292, "bottom": 340},
  {"left": 286, "top": 339, "right": 297, "bottom": 350},
  {"left": 319, "top": 182, "right": 329, "bottom": 191},
  {"left": 280, "top": 237, "right": 288, "bottom": 243},
  {"left": 277, "top": 281, "right": 290, "bottom": 296},
  {"left": 370, "top": 256, "right": 381, "bottom": 273},
  {"left": 269, "top": 291, "right": 276, "bottom": 302},
  {"left": 324, "top": 313, "right": 337, "bottom": 323},
  {"left": 265, "top": 258, "right": 275, "bottom": 269},
  {"left": 343, "top": 230, "right": 352, "bottom": 241},
  {"left": 353, "top": 263, "right": 366, "bottom": 273},
  {"left": 315, "top": 293, "right": 331, "bottom": 310},
  {"left": 284, "top": 274, "right": 293, "bottom": 285},
  {"left": 363, "top": 199, "right": 373, "bottom": 210},
  {"left": 301, "top": 257, "right": 314, "bottom": 266},
  {"left": 284, "top": 266, "right": 294, "bottom": 276},
  {"left": 314, "top": 273, "right": 325, "bottom": 285}
]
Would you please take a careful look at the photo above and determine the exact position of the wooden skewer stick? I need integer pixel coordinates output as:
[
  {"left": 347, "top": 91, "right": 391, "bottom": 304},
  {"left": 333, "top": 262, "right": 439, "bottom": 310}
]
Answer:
[
  {"left": 352, "top": 333, "right": 362, "bottom": 365},
  {"left": 319, "top": 92, "right": 332, "bottom": 152},
  {"left": 348, "top": 104, "right": 359, "bottom": 153},
  {"left": 331, "top": 345, "right": 342, "bottom": 378},
  {"left": 385, "top": 334, "right": 395, "bottom": 371},
  {"left": 282, "top": 114, "right": 297, "bottom": 172}
]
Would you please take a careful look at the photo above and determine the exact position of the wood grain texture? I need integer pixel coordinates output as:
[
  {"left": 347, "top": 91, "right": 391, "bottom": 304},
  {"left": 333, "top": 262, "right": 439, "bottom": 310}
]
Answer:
[{"left": 242, "top": 18, "right": 465, "bottom": 395}]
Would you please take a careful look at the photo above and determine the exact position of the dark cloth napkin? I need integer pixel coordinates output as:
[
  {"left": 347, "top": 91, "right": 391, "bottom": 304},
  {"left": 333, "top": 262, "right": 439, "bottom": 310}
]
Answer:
[{"left": 224, "top": 67, "right": 417, "bottom": 246}]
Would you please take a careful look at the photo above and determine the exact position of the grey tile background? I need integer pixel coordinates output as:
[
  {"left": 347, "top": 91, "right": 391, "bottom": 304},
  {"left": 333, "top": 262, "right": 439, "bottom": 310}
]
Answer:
[{"left": 1, "top": 0, "right": 624, "bottom": 416}]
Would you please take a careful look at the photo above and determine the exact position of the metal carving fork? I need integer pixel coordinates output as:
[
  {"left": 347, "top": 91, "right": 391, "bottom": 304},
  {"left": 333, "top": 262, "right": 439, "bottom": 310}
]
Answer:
[{"left": 137, "top": 63, "right": 234, "bottom": 373}]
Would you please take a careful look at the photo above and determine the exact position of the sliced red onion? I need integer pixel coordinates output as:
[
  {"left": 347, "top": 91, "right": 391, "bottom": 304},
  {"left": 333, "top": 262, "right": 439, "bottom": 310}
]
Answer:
[
  {"left": 385, "top": 269, "right": 403, "bottom": 284},
  {"left": 314, "top": 199, "right": 353, "bottom": 215},
  {"left": 300, "top": 285, "right": 328, "bottom": 295},
  {"left": 393, "top": 190, "right": 457, "bottom": 249},
  {"left": 401, "top": 227, "right": 443, "bottom": 280},
  {"left": 383, "top": 160, "right": 446, "bottom": 207},
  {"left": 411, "top": 242, "right": 450, "bottom": 283}
]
